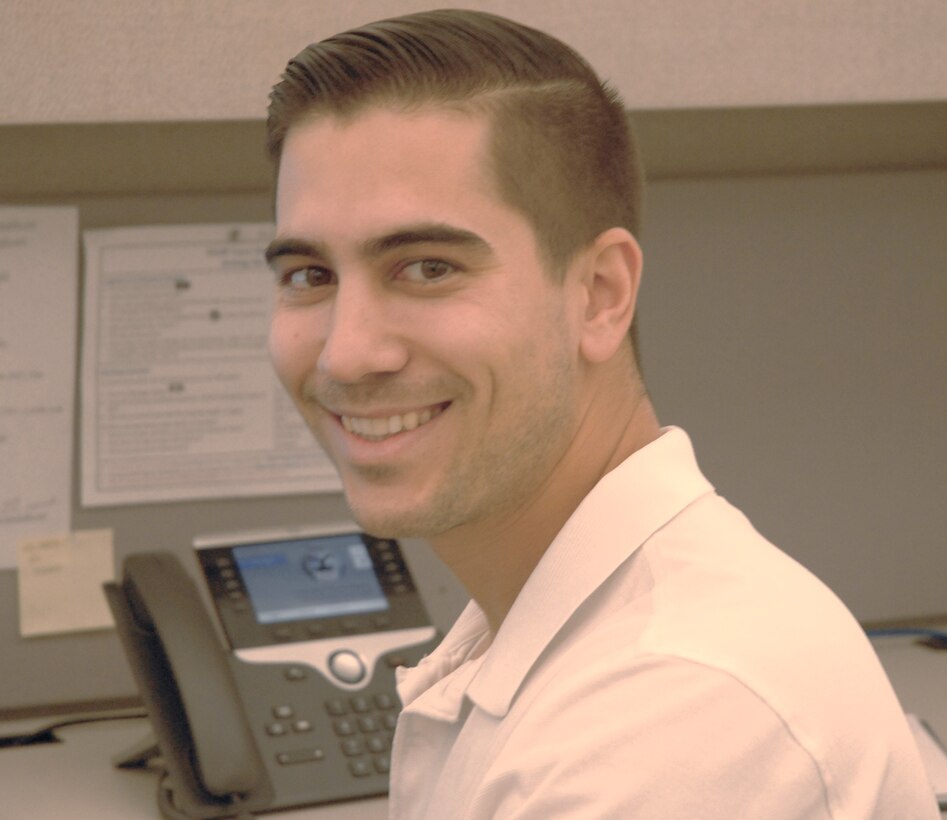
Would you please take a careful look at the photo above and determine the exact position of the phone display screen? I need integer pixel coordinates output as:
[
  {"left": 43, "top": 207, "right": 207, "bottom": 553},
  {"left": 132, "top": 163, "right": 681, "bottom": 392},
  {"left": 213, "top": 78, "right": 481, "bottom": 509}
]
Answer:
[{"left": 232, "top": 534, "right": 389, "bottom": 624}]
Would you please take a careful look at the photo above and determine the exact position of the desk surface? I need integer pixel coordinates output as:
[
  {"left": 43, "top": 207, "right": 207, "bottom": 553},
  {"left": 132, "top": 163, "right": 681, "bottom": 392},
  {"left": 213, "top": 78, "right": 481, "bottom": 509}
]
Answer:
[
  {"left": 2, "top": 634, "right": 945, "bottom": 819},
  {"left": 0, "top": 715, "right": 387, "bottom": 820}
]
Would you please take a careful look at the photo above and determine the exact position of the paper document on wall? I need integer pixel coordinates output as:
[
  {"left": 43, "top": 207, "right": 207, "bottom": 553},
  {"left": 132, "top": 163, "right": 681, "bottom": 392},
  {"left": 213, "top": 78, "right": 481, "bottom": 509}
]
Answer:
[
  {"left": 0, "top": 206, "right": 78, "bottom": 569},
  {"left": 81, "top": 223, "right": 341, "bottom": 506}
]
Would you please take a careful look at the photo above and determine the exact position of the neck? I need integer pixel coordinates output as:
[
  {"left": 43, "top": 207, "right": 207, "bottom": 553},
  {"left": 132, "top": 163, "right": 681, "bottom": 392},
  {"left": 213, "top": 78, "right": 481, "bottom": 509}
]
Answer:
[{"left": 429, "top": 378, "right": 661, "bottom": 635}]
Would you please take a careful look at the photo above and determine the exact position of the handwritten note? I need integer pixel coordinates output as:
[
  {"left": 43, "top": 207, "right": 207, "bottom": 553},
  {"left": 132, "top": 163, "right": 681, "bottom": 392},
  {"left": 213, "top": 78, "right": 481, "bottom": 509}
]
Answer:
[{"left": 17, "top": 529, "right": 115, "bottom": 637}]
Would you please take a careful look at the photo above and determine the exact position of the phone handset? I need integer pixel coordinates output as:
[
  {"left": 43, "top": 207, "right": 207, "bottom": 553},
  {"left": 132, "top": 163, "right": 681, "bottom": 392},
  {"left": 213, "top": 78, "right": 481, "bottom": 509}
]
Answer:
[{"left": 105, "top": 552, "right": 273, "bottom": 818}]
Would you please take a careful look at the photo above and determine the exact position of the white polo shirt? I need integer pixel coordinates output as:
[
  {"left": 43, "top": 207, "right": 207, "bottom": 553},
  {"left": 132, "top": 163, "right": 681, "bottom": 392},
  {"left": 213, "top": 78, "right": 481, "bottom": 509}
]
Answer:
[{"left": 388, "top": 427, "right": 937, "bottom": 819}]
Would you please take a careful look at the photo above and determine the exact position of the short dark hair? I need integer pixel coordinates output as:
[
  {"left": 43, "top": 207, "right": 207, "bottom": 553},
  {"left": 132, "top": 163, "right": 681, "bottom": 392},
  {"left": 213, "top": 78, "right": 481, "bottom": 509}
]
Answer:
[{"left": 266, "top": 9, "right": 644, "bottom": 358}]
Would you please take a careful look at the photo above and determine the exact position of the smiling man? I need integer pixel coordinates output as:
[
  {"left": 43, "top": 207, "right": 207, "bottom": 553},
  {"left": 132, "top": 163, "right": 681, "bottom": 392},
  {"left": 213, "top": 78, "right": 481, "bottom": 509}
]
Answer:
[{"left": 263, "top": 10, "right": 936, "bottom": 820}]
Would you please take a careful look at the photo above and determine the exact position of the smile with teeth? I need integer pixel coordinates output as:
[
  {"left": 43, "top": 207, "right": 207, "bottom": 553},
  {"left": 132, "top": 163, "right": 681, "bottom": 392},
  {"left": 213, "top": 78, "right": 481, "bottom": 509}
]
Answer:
[{"left": 340, "top": 403, "right": 447, "bottom": 441}]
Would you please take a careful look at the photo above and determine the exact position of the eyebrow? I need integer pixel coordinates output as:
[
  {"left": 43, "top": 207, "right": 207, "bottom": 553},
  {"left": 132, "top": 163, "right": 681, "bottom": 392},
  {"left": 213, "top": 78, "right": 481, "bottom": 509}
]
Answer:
[{"left": 264, "top": 222, "right": 494, "bottom": 267}]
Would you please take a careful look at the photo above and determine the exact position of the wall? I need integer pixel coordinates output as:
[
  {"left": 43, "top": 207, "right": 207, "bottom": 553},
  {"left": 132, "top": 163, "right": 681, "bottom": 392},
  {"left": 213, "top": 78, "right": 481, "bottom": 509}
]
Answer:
[
  {"left": 640, "top": 170, "right": 946, "bottom": 622},
  {"left": 1, "top": 0, "right": 944, "bottom": 716},
  {"left": 3, "top": 0, "right": 946, "bottom": 123}
]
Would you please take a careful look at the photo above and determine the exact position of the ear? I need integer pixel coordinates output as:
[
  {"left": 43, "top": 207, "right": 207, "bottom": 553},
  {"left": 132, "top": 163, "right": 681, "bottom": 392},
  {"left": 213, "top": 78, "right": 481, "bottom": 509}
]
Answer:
[{"left": 576, "top": 227, "right": 643, "bottom": 364}]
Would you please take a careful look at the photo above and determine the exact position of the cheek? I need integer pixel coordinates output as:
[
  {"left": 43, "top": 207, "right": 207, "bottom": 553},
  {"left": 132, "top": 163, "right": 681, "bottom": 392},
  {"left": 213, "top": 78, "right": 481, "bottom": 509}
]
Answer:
[{"left": 268, "top": 313, "right": 317, "bottom": 389}]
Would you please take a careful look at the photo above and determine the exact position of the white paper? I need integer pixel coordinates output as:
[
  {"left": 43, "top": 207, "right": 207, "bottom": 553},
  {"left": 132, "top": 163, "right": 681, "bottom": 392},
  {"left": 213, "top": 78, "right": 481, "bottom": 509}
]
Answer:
[
  {"left": 81, "top": 223, "right": 341, "bottom": 506},
  {"left": 0, "top": 206, "right": 78, "bottom": 569},
  {"left": 17, "top": 529, "right": 114, "bottom": 637}
]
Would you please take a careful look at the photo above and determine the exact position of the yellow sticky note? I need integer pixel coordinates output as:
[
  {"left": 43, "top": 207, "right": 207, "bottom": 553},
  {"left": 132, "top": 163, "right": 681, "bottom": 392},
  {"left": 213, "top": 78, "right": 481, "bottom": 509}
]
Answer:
[{"left": 17, "top": 529, "right": 115, "bottom": 637}]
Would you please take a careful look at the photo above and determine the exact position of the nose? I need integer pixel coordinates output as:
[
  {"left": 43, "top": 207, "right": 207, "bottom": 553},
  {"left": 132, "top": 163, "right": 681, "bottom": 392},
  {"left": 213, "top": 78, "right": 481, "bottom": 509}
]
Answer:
[{"left": 318, "top": 278, "right": 409, "bottom": 383}]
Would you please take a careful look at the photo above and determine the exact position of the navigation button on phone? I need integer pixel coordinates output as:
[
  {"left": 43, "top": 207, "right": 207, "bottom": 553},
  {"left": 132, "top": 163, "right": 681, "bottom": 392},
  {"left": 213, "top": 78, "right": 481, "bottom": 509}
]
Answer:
[{"left": 328, "top": 649, "right": 366, "bottom": 685}]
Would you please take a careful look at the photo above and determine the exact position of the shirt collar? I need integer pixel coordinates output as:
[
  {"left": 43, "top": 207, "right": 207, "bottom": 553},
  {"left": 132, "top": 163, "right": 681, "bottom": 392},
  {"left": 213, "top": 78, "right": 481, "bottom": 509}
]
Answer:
[
  {"left": 396, "top": 602, "right": 490, "bottom": 721},
  {"left": 398, "top": 426, "right": 714, "bottom": 721}
]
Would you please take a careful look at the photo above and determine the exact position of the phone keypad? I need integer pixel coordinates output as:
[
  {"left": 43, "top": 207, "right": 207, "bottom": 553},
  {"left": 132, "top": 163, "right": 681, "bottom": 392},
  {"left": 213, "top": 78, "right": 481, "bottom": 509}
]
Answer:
[
  {"left": 325, "top": 691, "right": 398, "bottom": 777},
  {"left": 266, "top": 689, "right": 398, "bottom": 781}
]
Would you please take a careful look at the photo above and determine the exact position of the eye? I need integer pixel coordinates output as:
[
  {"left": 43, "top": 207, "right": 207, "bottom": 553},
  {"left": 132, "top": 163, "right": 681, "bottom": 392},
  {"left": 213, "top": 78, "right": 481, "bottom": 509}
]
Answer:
[
  {"left": 399, "top": 258, "right": 457, "bottom": 284},
  {"left": 282, "top": 266, "right": 334, "bottom": 290}
]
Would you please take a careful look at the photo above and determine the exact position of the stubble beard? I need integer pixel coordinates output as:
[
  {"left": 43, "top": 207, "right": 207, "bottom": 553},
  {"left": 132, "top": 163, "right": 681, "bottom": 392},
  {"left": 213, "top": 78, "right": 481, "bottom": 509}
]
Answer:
[
  {"left": 343, "top": 367, "right": 577, "bottom": 542},
  {"left": 302, "top": 328, "right": 579, "bottom": 542}
]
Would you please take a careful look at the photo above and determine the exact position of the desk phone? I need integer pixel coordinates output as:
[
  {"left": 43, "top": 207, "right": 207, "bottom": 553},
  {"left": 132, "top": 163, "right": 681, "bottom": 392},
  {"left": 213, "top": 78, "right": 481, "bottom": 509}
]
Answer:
[{"left": 105, "top": 526, "right": 439, "bottom": 819}]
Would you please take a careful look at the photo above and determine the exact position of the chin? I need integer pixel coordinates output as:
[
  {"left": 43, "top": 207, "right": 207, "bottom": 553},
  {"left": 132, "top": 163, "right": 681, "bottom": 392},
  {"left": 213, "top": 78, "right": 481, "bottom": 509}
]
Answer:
[
  {"left": 344, "top": 494, "right": 452, "bottom": 541},
  {"left": 345, "top": 499, "right": 423, "bottom": 540}
]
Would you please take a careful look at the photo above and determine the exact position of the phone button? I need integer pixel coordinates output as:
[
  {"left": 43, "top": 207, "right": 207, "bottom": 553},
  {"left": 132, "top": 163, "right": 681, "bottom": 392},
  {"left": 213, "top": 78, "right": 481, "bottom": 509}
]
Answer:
[
  {"left": 349, "top": 759, "right": 372, "bottom": 777},
  {"left": 277, "top": 748, "right": 326, "bottom": 765},
  {"left": 284, "top": 666, "right": 307, "bottom": 681},
  {"left": 328, "top": 649, "right": 367, "bottom": 685}
]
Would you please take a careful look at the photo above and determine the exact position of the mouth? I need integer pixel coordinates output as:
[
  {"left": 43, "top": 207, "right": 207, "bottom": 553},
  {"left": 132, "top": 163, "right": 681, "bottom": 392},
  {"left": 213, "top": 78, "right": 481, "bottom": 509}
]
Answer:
[{"left": 337, "top": 402, "right": 450, "bottom": 442}]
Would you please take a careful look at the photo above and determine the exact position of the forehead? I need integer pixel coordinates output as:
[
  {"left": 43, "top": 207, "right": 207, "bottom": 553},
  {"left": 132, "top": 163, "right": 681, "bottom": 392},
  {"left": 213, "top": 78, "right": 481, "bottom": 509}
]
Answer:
[{"left": 275, "top": 107, "right": 503, "bottom": 236}]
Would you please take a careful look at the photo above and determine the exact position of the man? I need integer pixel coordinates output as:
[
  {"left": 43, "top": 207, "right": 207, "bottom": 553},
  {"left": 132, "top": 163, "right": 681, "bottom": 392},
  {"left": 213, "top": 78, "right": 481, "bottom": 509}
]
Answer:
[{"left": 263, "top": 9, "right": 936, "bottom": 819}]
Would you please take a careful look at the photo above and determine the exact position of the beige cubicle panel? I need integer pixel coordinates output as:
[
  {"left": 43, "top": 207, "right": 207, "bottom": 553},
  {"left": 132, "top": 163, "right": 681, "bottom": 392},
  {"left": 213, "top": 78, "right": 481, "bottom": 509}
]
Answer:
[{"left": 1, "top": 0, "right": 944, "bottom": 717}]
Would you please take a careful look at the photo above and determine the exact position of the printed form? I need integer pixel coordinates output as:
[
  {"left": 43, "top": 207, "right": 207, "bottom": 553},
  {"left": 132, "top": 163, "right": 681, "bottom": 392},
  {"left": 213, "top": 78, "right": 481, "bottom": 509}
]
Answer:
[
  {"left": 0, "top": 206, "right": 78, "bottom": 569},
  {"left": 81, "top": 223, "right": 341, "bottom": 506}
]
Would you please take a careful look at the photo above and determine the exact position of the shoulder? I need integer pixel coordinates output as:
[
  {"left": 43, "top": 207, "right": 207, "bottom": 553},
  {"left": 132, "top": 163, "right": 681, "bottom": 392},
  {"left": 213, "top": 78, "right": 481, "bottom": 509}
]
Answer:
[
  {"left": 482, "top": 508, "right": 933, "bottom": 818},
  {"left": 480, "top": 653, "right": 832, "bottom": 819},
  {"left": 483, "top": 648, "right": 935, "bottom": 819}
]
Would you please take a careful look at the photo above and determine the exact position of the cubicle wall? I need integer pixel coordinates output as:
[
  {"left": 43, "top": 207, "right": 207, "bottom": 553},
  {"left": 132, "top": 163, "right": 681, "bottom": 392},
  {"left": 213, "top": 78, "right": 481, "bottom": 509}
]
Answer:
[
  {"left": 1, "top": 0, "right": 945, "bottom": 718},
  {"left": 2, "top": 163, "right": 944, "bottom": 717}
]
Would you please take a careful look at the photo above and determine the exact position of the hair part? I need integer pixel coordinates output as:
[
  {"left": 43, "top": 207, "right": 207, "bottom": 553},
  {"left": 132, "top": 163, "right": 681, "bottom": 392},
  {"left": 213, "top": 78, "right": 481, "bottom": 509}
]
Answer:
[{"left": 266, "top": 8, "right": 644, "bottom": 367}]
